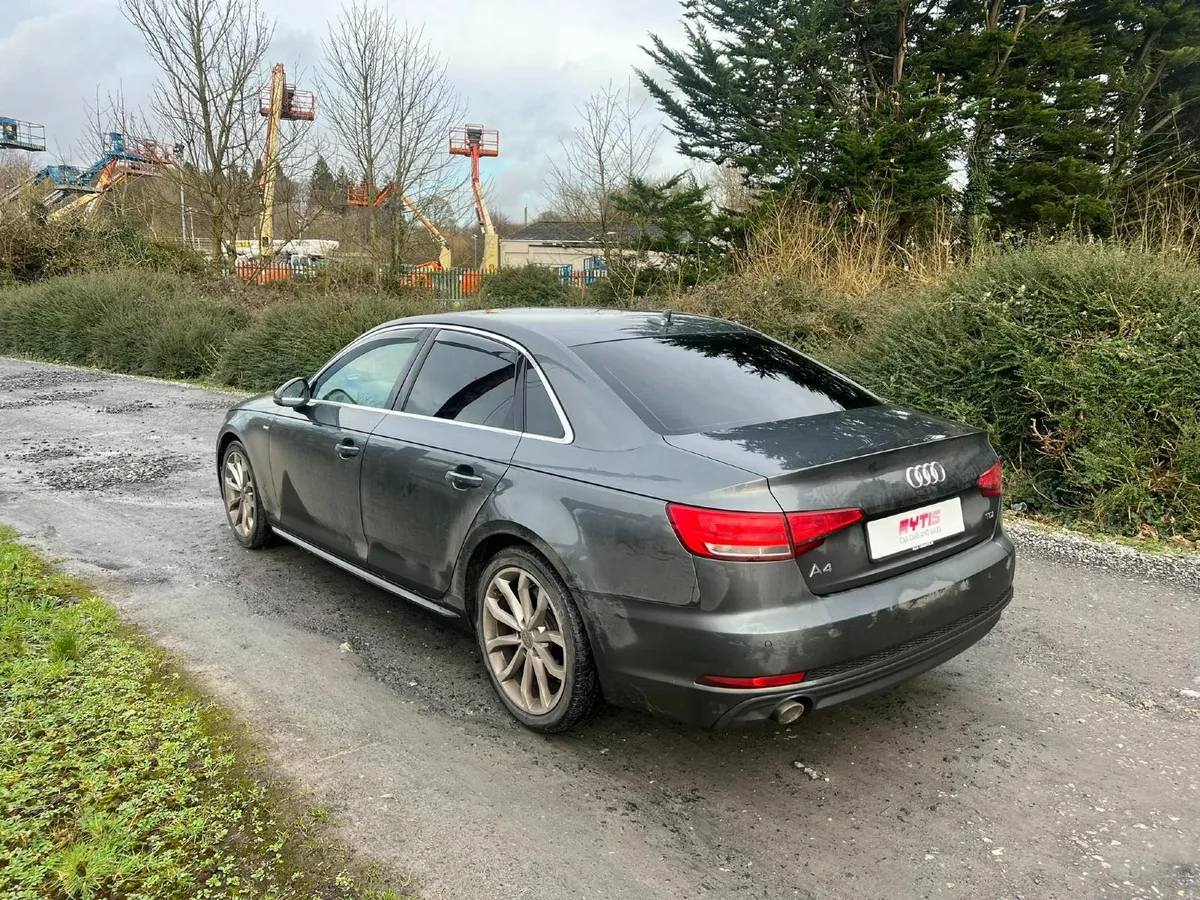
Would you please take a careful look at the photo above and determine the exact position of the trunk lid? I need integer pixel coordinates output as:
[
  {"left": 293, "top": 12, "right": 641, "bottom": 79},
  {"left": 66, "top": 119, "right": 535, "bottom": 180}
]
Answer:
[{"left": 664, "top": 405, "right": 1001, "bottom": 593}]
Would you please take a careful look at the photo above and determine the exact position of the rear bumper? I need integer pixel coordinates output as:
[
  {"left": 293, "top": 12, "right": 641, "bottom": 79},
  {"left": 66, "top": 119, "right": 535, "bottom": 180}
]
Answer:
[
  {"left": 711, "top": 589, "right": 1008, "bottom": 727},
  {"left": 584, "top": 533, "right": 1015, "bottom": 729}
]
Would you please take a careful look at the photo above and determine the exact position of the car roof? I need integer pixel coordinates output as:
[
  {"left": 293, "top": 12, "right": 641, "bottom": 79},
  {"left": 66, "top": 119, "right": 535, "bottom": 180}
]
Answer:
[{"left": 374, "top": 307, "right": 750, "bottom": 348}]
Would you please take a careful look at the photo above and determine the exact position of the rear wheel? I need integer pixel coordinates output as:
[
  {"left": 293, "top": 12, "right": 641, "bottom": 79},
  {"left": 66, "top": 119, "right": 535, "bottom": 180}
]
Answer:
[
  {"left": 476, "top": 547, "right": 602, "bottom": 733},
  {"left": 221, "top": 441, "right": 271, "bottom": 549}
]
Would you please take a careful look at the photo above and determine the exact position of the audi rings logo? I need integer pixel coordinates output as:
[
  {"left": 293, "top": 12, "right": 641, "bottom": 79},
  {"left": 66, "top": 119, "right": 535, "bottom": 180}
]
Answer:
[{"left": 905, "top": 462, "right": 946, "bottom": 489}]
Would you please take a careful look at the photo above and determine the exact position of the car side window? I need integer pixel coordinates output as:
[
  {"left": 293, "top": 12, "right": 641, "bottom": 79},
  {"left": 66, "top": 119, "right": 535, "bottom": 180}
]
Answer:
[
  {"left": 404, "top": 332, "right": 518, "bottom": 430},
  {"left": 312, "top": 335, "right": 422, "bottom": 409},
  {"left": 523, "top": 366, "right": 565, "bottom": 439}
]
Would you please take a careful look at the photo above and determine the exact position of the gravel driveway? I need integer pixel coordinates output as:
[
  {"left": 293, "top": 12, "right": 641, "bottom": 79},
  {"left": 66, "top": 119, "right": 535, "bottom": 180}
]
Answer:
[{"left": 2, "top": 358, "right": 1197, "bottom": 900}]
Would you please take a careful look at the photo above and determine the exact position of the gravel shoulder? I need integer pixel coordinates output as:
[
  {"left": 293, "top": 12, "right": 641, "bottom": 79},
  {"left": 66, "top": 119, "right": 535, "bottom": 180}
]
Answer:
[{"left": 2, "top": 357, "right": 1197, "bottom": 900}]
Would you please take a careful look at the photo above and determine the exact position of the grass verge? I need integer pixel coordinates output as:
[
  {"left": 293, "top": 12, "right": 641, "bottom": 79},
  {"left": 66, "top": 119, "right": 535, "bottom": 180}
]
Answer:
[{"left": 0, "top": 526, "right": 409, "bottom": 900}]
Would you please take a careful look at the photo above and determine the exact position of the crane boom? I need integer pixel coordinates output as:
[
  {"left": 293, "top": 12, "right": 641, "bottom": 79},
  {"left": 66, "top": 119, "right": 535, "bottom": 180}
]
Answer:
[
  {"left": 349, "top": 182, "right": 453, "bottom": 270},
  {"left": 257, "top": 65, "right": 285, "bottom": 259},
  {"left": 256, "top": 65, "right": 315, "bottom": 260},
  {"left": 449, "top": 125, "right": 499, "bottom": 271}
]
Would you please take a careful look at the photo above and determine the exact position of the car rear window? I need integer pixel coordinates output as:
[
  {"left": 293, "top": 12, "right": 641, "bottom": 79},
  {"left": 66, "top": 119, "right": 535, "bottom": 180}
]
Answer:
[{"left": 574, "top": 332, "right": 878, "bottom": 435}]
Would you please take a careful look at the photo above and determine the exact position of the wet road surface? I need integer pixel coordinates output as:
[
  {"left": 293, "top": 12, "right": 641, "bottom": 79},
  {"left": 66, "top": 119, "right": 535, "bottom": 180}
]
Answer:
[{"left": 1, "top": 358, "right": 1197, "bottom": 900}]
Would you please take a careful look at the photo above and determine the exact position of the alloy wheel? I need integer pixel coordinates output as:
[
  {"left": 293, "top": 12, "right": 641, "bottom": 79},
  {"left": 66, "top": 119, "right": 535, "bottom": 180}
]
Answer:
[
  {"left": 481, "top": 566, "right": 567, "bottom": 715},
  {"left": 222, "top": 449, "right": 257, "bottom": 540}
]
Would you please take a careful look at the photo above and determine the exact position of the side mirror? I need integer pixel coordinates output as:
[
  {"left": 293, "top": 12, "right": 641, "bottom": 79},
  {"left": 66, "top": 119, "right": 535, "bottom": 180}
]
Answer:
[{"left": 273, "top": 377, "right": 311, "bottom": 409}]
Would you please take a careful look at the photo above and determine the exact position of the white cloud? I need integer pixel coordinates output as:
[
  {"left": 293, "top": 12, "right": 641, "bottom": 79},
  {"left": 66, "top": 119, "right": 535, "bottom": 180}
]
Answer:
[{"left": 2, "top": 0, "right": 690, "bottom": 215}]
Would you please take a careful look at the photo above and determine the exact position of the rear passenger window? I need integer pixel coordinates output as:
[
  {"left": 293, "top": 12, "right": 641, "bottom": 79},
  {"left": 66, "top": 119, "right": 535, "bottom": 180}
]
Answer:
[
  {"left": 404, "top": 332, "right": 518, "bottom": 430},
  {"left": 523, "top": 367, "right": 565, "bottom": 439}
]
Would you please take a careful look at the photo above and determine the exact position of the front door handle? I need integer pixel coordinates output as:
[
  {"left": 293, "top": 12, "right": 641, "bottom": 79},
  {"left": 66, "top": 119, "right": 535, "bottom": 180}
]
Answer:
[
  {"left": 445, "top": 466, "right": 483, "bottom": 490},
  {"left": 336, "top": 439, "right": 360, "bottom": 459}
]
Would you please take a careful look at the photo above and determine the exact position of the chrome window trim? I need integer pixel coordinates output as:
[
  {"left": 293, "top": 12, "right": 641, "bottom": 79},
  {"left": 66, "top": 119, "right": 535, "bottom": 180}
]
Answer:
[
  {"left": 306, "top": 322, "right": 575, "bottom": 444},
  {"left": 309, "top": 325, "right": 427, "bottom": 391}
]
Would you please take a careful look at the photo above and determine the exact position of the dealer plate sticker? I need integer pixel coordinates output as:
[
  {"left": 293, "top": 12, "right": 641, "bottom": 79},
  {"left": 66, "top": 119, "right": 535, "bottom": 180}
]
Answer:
[{"left": 867, "top": 497, "right": 965, "bottom": 560}]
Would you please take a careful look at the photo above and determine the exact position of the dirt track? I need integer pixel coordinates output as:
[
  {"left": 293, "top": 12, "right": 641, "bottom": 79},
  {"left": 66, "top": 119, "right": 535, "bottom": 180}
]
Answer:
[{"left": 2, "top": 357, "right": 1197, "bottom": 900}]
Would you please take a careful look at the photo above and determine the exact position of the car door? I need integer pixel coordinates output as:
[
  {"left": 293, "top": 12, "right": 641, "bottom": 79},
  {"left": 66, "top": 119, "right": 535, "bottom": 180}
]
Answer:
[
  {"left": 361, "top": 328, "right": 522, "bottom": 596},
  {"left": 269, "top": 329, "right": 426, "bottom": 562}
]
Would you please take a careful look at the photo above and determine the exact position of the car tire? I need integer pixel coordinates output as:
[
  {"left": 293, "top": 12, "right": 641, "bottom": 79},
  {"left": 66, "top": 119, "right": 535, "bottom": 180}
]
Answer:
[
  {"left": 475, "top": 546, "right": 603, "bottom": 733},
  {"left": 220, "top": 440, "right": 272, "bottom": 550}
]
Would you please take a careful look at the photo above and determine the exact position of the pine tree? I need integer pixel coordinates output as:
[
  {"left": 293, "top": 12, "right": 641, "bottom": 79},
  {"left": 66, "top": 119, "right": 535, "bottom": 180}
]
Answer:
[
  {"left": 640, "top": 0, "right": 959, "bottom": 239},
  {"left": 309, "top": 155, "right": 336, "bottom": 211}
]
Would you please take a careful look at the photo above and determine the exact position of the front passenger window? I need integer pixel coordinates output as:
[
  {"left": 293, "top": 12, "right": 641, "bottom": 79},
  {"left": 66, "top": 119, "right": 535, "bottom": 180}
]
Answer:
[{"left": 313, "top": 336, "right": 421, "bottom": 409}]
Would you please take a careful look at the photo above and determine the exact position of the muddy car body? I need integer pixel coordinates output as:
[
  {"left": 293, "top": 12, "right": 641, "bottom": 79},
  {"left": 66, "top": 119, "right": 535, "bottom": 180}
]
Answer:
[{"left": 216, "top": 309, "right": 1015, "bottom": 732}]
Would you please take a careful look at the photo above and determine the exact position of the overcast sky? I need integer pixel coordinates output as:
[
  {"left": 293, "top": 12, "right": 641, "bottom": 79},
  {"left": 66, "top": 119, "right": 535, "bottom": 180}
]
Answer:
[{"left": 0, "top": 0, "right": 691, "bottom": 218}]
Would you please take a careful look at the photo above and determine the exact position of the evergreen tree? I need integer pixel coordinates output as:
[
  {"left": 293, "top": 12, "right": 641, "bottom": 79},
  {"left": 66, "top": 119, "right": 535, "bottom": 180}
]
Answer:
[
  {"left": 309, "top": 155, "right": 336, "bottom": 210},
  {"left": 640, "top": 0, "right": 958, "bottom": 239}
]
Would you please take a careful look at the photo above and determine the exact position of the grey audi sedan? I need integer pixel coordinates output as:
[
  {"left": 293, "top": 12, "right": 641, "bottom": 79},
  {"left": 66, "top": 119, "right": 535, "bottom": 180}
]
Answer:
[{"left": 216, "top": 309, "right": 1015, "bottom": 733}]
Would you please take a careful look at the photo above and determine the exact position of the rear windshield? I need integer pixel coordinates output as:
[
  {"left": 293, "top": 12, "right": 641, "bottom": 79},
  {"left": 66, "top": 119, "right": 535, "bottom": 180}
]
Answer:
[{"left": 575, "top": 332, "right": 878, "bottom": 435}]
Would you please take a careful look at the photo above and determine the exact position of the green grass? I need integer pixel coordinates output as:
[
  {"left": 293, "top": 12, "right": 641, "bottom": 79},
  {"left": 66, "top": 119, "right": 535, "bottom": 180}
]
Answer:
[{"left": 0, "top": 527, "right": 410, "bottom": 900}]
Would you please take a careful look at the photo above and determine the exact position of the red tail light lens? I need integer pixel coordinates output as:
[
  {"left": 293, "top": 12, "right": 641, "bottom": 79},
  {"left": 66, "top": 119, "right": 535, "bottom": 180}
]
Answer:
[
  {"left": 978, "top": 461, "right": 1003, "bottom": 498},
  {"left": 667, "top": 504, "right": 864, "bottom": 561},
  {"left": 666, "top": 504, "right": 792, "bottom": 560},
  {"left": 698, "top": 671, "right": 807, "bottom": 689},
  {"left": 786, "top": 508, "right": 864, "bottom": 555}
]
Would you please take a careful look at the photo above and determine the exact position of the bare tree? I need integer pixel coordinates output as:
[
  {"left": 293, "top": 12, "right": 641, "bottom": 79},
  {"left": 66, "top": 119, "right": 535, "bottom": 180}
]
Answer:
[
  {"left": 697, "top": 162, "right": 757, "bottom": 214},
  {"left": 119, "top": 0, "right": 273, "bottom": 263},
  {"left": 322, "top": 9, "right": 463, "bottom": 269},
  {"left": 321, "top": 1, "right": 400, "bottom": 245},
  {"left": 546, "top": 80, "right": 659, "bottom": 256}
]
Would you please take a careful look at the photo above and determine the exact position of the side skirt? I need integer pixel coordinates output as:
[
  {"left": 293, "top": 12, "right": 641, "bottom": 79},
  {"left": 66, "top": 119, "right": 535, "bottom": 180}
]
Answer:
[{"left": 272, "top": 526, "right": 460, "bottom": 620}]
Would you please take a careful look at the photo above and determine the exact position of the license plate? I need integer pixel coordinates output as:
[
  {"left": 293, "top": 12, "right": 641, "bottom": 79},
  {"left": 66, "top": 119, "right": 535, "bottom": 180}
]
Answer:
[{"left": 867, "top": 497, "right": 965, "bottom": 560}]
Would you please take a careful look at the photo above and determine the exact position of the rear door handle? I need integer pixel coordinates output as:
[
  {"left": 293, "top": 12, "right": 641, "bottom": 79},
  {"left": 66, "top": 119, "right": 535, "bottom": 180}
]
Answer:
[
  {"left": 445, "top": 466, "right": 484, "bottom": 490},
  {"left": 336, "top": 439, "right": 360, "bottom": 459}
]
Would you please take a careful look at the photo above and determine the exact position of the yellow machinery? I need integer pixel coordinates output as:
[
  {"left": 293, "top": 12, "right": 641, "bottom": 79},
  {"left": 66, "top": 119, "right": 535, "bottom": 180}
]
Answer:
[
  {"left": 449, "top": 124, "right": 499, "bottom": 271},
  {"left": 257, "top": 64, "right": 315, "bottom": 259},
  {"left": 348, "top": 182, "right": 453, "bottom": 270}
]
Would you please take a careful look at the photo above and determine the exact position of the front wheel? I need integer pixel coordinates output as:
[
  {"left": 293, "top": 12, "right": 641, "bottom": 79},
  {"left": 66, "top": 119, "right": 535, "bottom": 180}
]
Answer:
[
  {"left": 221, "top": 440, "right": 271, "bottom": 549},
  {"left": 476, "top": 547, "right": 602, "bottom": 733}
]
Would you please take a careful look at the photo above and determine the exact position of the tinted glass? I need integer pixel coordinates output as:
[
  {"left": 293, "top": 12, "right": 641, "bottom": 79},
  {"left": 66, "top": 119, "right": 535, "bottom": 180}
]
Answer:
[
  {"left": 405, "top": 332, "right": 518, "bottom": 429},
  {"left": 575, "top": 332, "right": 878, "bottom": 435},
  {"left": 523, "top": 367, "right": 565, "bottom": 439},
  {"left": 313, "top": 336, "right": 421, "bottom": 409}
]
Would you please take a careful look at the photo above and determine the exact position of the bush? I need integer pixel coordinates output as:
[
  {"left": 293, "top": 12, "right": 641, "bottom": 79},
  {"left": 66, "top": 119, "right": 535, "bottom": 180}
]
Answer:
[
  {"left": 0, "top": 271, "right": 244, "bottom": 380},
  {"left": 475, "top": 265, "right": 579, "bottom": 307},
  {"left": 0, "top": 214, "right": 207, "bottom": 283},
  {"left": 215, "top": 289, "right": 450, "bottom": 390},
  {"left": 841, "top": 243, "right": 1200, "bottom": 538}
]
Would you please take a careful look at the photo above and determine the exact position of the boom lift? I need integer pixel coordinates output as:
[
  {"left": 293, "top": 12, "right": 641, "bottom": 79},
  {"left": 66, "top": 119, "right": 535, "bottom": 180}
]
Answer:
[
  {"left": 0, "top": 117, "right": 46, "bottom": 152},
  {"left": 348, "top": 182, "right": 453, "bottom": 270},
  {"left": 1, "top": 132, "right": 171, "bottom": 213},
  {"left": 449, "top": 124, "right": 499, "bottom": 271},
  {"left": 257, "top": 64, "right": 315, "bottom": 259}
]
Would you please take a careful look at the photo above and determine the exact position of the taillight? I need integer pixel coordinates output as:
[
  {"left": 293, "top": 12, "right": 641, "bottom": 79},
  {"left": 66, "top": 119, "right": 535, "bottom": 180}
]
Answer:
[
  {"left": 666, "top": 504, "right": 792, "bottom": 560},
  {"left": 698, "top": 671, "right": 807, "bottom": 689},
  {"left": 978, "top": 461, "right": 1003, "bottom": 498},
  {"left": 667, "top": 504, "right": 864, "bottom": 561},
  {"left": 786, "top": 508, "right": 864, "bottom": 555}
]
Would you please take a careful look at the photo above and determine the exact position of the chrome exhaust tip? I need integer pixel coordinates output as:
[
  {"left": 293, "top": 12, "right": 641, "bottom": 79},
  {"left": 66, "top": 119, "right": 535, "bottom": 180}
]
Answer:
[{"left": 772, "top": 699, "right": 805, "bottom": 725}]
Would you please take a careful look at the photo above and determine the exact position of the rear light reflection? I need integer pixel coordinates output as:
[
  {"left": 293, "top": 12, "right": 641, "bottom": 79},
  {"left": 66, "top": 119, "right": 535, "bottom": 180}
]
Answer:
[
  {"left": 667, "top": 503, "right": 863, "bottom": 561},
  {"left": 978, "top": 461, "right": 1003, "bottom": 497},
  {"left": 698, "top": 671, "right": 807, "bottom": 689}
]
